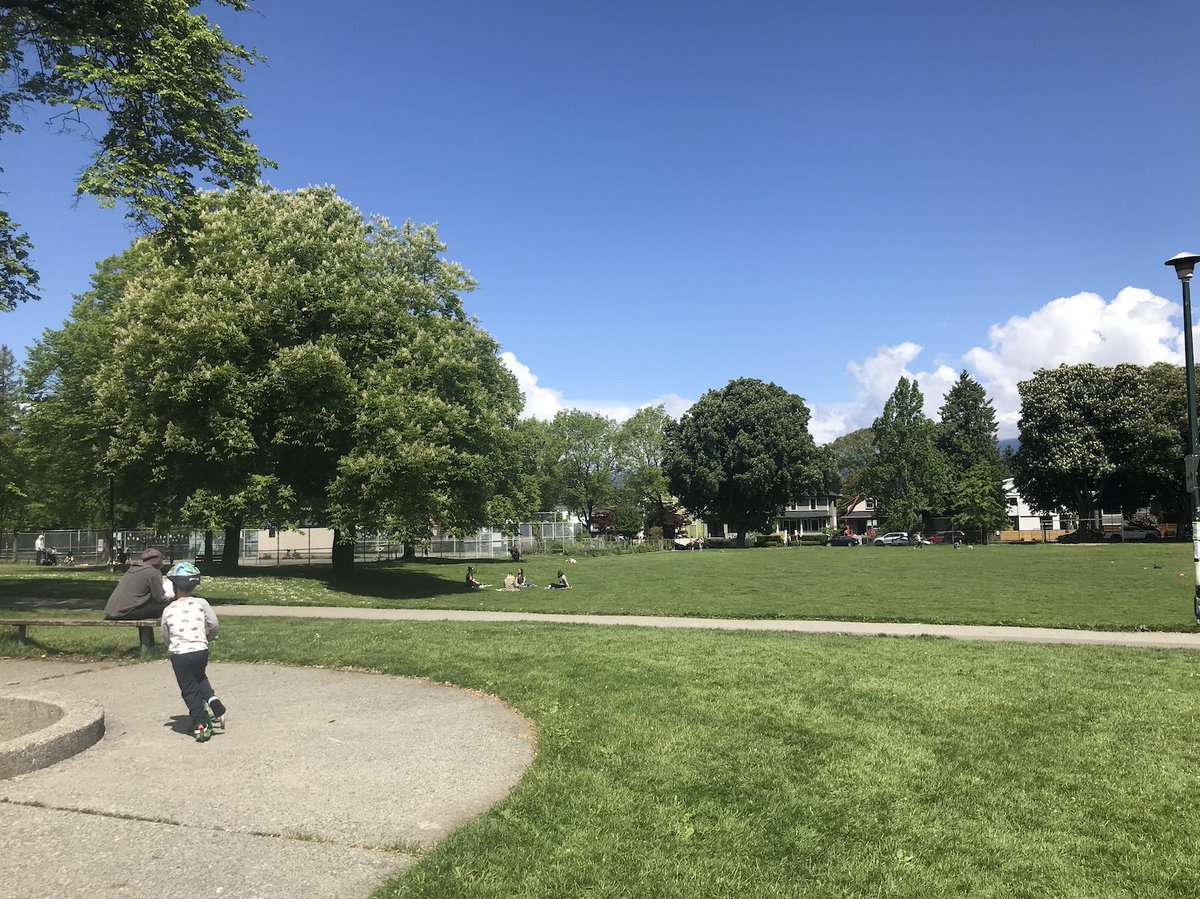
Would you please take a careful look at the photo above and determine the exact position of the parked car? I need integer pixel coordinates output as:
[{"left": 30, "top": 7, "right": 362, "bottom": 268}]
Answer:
[
  {"left": 874, "top": 532, "right": 910, "bottom": 546},
  {"left": 1114, "top": 524, "right": 1160, "bottom": 541},
  {"left": 827, "top": 534, "right": 863, "bottom": 547},
  {"left": 930, "top": 530, "right": 966, "bottom": 545}
]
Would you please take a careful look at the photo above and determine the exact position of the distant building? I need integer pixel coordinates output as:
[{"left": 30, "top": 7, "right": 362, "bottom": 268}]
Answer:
[
  {"left": 777, "top": 494, "right": 841, "bottom": 538},
  {"left": 1003, "top": 477, "right": 1073, "bottom": 531}
]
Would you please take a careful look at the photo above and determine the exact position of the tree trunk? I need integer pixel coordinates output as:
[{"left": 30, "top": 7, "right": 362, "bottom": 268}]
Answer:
[
  {"left": 332, "top": 528, "right": 355, "bottom": 574},
  {"left": 202, "top": 530, "right": 215, "bottom": 565},
  {"left": 220, "top": 520, "right": 242, "bottom": 571},
  {"left": 402, "top": 542, "right": 416, "bottom": 561},
  {"left": 737, "top": 528, "right": 747, "bottom": 548}
]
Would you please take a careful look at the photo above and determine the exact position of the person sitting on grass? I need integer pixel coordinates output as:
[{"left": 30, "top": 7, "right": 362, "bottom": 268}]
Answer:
[
  {"left": 466, "top": 566, "right": 482, "bottom": 588},
  {"left": 547, "top": 569, "right": 570, "bottom": 589},
  {"left": 516, "top": 567, "right": 536, "bottom": 588}
]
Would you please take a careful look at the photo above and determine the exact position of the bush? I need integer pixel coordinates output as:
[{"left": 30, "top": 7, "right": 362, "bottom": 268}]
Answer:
[
  {"left": 799, "top": 534, "right": 828, "bottom": 546},
  {"left": 757, "top": 534, "right": 784, "bottom": 548}
]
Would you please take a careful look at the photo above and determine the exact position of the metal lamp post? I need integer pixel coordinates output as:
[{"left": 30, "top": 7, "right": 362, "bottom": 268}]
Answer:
[{"left": 1166, "top": 252, "right": 1200, "bottom": 623}]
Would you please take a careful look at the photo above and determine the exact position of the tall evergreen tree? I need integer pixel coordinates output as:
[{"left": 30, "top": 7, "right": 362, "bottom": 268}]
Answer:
[
  {"left": 938, "top": 371, "right": 1002, "bottom": 475},
  {"left": 937, "top": 370, "right": 1005, "bottom": 540},
  {"left": 865, "top": 378, "right": 948, "bottom": 532}
]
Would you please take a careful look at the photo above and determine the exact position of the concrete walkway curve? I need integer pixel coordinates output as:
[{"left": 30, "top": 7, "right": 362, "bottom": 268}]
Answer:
[
  {"left": 213, "top": 604, "right": 1200, "bottom": 651},
  {"left": 0, "top": 659, "right": 536, "bottom": 898}
]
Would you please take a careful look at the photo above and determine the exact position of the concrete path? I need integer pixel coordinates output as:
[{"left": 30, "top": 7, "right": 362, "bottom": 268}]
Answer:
[
  {"left": 0, "top": 659, "right": 535, "bottom": 898},
  {"left": 213, "top": 604, "right": 1200, "bottom": 650}
]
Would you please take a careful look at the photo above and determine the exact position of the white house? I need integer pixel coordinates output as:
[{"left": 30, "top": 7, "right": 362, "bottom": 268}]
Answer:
[{"left": 1003, "top": 477, "right": 1073, "bottom": 531}]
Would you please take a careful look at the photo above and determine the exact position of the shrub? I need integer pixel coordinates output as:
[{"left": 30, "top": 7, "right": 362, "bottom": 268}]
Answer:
[
  {"left": 800, "top": 534, "right": 828, "bottom": 546},
  {"left": 757, "top": 534, "right": 784, "bottom": 548}
]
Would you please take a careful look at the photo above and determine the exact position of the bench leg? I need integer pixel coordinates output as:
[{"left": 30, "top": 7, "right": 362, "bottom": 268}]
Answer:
[{"left": 138, "top": 626, "right": 155, "bottom": 653}]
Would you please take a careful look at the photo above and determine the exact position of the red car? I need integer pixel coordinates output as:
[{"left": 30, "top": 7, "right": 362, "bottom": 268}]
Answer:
[{"left": 930, "top": 530, "right": 966, "bottom": 545}]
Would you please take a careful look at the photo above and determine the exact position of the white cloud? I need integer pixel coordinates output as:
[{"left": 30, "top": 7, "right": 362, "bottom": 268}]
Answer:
[
  {"left": 507, "top": 286, "right": 1185, "bottom": 443},
  {"left": 500, "top": 352, "right": 564, "bottom": 420},
  {"left": 817, "top": 286, "right": 1185, "bottom": 442},
  {"left": 500, "top": 352, "right": 695, "bottom": 423},
  {"left": 963, "top": 287, "right": 1182, "bottom": 437},
  {"left": 811, "top": 341, "right": 959, "bottom": 442}
]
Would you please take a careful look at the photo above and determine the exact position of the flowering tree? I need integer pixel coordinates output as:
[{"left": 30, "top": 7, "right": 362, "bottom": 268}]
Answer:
[{"left": 26, "top": 186, "right": 521, "bottom": 569}]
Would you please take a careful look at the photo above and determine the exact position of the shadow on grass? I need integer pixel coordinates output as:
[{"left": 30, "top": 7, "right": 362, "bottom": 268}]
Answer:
[
  {"left": 0, "top": 572, "right": 111, "bottom": 611},
  {"left": 0, "top": 631, "right": 151, "bottom": 659},
  {"left": 0, "top": 558, "right": 496, "bottom": 608}
]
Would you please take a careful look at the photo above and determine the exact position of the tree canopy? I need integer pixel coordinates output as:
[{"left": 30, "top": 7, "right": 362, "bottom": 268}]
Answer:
[
  {"left": 1013, "top": 363, "right": 1186, "bottom": 529},
  {"left": 663, "top": 378, "right": 823, "bottom": 546},
  {"left": 546, "top": 410, "right": 620, "bottom": 533},
  {"left": 22, "top": 185, "right": 521, "bottom": 568},
  {"left": 937, "top": 370, "right": 1005, "bottom": 541},
  {"left": 0, "top": 0, "right": 271, "bottom": 310},
  {"left": 864, "top": 377, "right": 948, "bottom": 532}
]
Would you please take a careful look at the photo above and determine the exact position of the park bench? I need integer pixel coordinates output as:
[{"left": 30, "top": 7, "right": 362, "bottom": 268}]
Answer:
[{"left": 2, "top": 617, "right": 160, "bottom": 653}]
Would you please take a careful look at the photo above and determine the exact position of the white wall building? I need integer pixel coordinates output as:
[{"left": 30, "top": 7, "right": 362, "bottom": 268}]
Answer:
[{"left": 1003, "top": 477, "right": 1072, "bottom": 531}]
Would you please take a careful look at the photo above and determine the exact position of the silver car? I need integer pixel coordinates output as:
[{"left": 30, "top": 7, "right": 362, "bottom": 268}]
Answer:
[{"left": 874, "top": 532, "right": 910, "bottom": 546}]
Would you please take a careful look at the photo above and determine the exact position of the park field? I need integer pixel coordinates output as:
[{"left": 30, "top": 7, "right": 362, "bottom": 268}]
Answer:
[
  {"left": 1, "top": 542, "right": 1199, "bottom": 631},
  {"left": 2, "top": 616, "right": 1199, "bottom": 898}
]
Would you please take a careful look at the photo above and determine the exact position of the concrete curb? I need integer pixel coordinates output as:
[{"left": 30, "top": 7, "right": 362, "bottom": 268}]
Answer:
[{"left": 0, "top": 691, "right": 104, "bottom": 780}]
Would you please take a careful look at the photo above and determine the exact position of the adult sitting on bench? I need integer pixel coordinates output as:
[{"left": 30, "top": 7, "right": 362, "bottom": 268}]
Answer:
[{"left": 104, "top": 548, "right": 169, "bottom": 620}]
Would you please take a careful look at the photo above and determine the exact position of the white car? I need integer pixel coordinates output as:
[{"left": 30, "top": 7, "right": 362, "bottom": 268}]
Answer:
[
  {"left": 874, "top": 532, "right": 910, "bottom": 546},
  {"left": 1115, "top": 525, "right": 1160, "bottom": 542}
]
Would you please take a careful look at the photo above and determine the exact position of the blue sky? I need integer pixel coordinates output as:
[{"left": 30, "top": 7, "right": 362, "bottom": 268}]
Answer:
[{"left": 4, "top": 0, "right": 1199, "bottom": 439}]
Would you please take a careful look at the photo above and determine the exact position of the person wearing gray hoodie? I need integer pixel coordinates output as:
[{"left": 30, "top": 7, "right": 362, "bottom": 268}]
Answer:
[{"left": 103, "top": 548, "right": 169, "bottom": 619}]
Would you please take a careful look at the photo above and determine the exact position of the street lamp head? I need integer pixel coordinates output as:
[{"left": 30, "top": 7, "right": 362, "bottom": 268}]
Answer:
[{"left": 1166, "top": 252, "right": 1200, "bottom": 281}]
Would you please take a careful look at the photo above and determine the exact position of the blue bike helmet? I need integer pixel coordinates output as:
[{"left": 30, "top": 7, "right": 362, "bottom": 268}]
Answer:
[{"left": 166, "top": 561, "right": 201, "bottom": 595}]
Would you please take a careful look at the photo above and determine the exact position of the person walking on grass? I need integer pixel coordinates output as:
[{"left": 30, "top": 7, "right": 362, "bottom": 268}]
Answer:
[{"left": 160, "top": 562, "right": 227, "bottom": 743}]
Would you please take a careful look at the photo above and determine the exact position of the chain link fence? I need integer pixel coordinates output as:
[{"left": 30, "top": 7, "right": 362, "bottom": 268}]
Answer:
[{"left": 1, "top": 516, "right": 666, "bottom": 567}]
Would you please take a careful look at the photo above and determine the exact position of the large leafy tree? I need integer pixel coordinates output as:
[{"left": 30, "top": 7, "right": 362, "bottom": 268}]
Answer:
[
  {"left": 1012, "top": 365, "right": 1114, "bottom": 527},
  {"left": 663, "top": 378, "right": 822, "bottom": 547},
  {"left": 547, "top": 410, "right": 620, "bottom": 532},
  {"left": 0, "top": 0, "right": 271, "bottom": 310},
  {"left": 485, "top": 417, "right": 560, "bottom": 536},
  {"left": 1014, "top": 363, "right": 1187, "bottom": 531},
  {"left": 826, "top": 426, "right": 874, "bottom": 499},
  {"left": 1138, "top": 362, "right": 1188, "bottom": 527},
  {"left": 616, "top": 405, "right": 685, "bottom": 538},
  {"left": 864, "top": 377, "right": 948, "bottom": 532},
  {"left": 21, "top": 249, "right": 159, "bottom": 533},
  {"left": 29, "top": 186, "right": 520, "bottom": 570},
  {"left": 952, "top": 463, "right": 1010, "bottom": 542},
  {"left": 0, "top": 344, "right": 27, "bottom": 552}
]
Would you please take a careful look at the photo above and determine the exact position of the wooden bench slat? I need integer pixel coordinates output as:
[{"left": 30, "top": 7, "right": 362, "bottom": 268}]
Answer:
[
  {"left": 1, "top": 619, "right": 159, "bottom": 627},
  {"left": 2, "top": 618, "right": 160, "bottom": 653}
]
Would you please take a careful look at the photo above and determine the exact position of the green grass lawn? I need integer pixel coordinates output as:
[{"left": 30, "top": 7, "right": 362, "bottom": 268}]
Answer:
[
  {"left": 2, "top": 542, "right": 1198, "bottom": 631},
  {"left": 4, "top": 617, "right": 1199, "bottom": 898}
]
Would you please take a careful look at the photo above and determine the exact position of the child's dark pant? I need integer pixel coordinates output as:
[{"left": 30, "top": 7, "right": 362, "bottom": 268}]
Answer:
[{"left": 171, "top": 649, "right": 214, "bottom": 728}]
